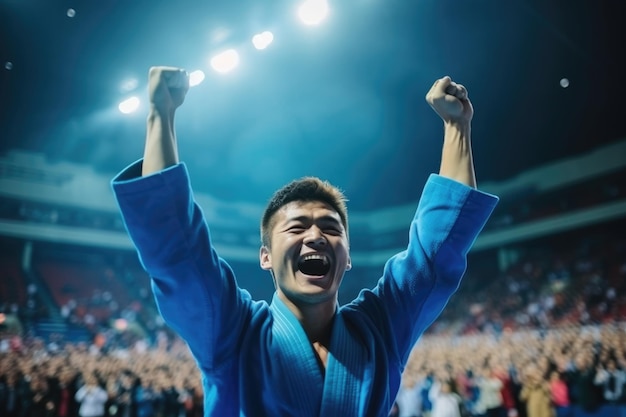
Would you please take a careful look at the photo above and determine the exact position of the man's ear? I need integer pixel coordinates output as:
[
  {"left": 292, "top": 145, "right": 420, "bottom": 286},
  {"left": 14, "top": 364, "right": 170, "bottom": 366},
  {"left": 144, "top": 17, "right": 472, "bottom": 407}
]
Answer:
[
  {"left": 346, "top": 256, "right": 352, "bottom": 271},
  {"left": 260, "top": 246, "right": 272, "bottom": 270}
]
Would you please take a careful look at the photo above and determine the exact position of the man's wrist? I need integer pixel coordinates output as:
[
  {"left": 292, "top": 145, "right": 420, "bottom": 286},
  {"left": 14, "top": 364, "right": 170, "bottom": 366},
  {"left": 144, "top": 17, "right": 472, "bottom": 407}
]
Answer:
[
  {"left": 443, "top": 120, "right": 471, "bottom": 140},
  {"left": 148, "top": 106, "right": 175, "bottom": 124}
]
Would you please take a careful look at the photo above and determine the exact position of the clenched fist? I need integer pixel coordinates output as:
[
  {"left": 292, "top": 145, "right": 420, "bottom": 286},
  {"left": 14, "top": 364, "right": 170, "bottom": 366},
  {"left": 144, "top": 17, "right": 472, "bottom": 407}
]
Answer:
[
  {"left": 148, "top": 66, "right": 189, "bottom": 114},
  {"left": 426, "top": 76, "right": 473, "bottom": 124}
]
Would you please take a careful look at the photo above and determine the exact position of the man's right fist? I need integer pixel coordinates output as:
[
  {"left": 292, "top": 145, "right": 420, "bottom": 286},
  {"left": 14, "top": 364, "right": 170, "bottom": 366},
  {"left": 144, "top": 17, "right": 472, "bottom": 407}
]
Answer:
[
  {"left": 425, "top": 76, "right": 473, "bottom": 125},
  {"left": 148, "top": 66, "right": 189, "bottom": 114}
]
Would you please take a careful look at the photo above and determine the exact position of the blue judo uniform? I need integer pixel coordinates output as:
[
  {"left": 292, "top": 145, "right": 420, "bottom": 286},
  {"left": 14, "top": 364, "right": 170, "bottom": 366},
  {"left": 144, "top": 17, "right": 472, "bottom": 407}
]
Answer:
[{"left": 112, "top": 161, "right": 498, "bottom": 417}]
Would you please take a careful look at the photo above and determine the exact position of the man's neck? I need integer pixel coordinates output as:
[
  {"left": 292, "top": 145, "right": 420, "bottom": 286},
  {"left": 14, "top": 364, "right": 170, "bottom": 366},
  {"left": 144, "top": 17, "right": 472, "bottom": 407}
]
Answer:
[
  {"left": 301, "top": 303, "right": 337, "bottom": 346},
  {"left": 279, "top": 293, "right": 337, "bottom": 345}
]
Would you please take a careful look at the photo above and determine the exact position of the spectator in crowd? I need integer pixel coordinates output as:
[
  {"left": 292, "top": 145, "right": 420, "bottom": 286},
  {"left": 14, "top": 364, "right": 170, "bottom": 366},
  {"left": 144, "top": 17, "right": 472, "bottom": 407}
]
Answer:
[
  {"left": 494, "top": 366, "right": 517, "bottom": 417},
  {"left": 30, "top": 376, "right": 56, "bottom": 417},
  {"left": 474, "top": 367, "right": 504, "bottom": 417},
  {"left": 109, "top": 371, "right": 136, "bottom": 417},
  {"left": 0, "top": 371, "right": 31, "bottom": 417},
  {"left": 594, "top": 358, "right": 626, "bottom": 404},
  {"left": 457, "top": 369, "right": 480, "bottom": 416},
  {"left": 420, "top": 372, "right": 436, "bottom": 417},
  {"left": 548, "top": 370, "right": 570, "bottom": 417},
  {"left": 75, "top": 373, "right": 108, "bottom": 417},
  {"left": 396, "top": 377, "right": 423, "bottom": 417},
  {"left": 520, "top": 366, "right": 553, "bottom": 417},
  {"left": 567, "top": 353, "right": 602, "bottom": 413},
  {"left": 134, "top": 377, "right": 157, "bottom": 417},
  {"left": 429, "top": 379, "right": 464, "bottom": 417}
]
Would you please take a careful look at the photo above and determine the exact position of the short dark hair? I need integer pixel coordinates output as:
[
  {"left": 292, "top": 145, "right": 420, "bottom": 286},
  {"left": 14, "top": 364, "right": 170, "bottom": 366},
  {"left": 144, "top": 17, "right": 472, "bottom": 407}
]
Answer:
[{"left": 261, "top": 177, "right": 348, "bottom": 247}]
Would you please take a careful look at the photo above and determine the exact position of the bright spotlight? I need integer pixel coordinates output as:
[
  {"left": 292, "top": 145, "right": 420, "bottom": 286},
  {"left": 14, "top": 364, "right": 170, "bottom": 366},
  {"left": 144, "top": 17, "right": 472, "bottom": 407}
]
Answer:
[
  {"left": 118, "top": 96, "right": 140, "bottom": 114},
  {"left": 189, "top": 70, "right": 205, "bottom": 87},
  {"left": 298, "top": 0, "right": 329, "bottom": 26},
  {"left": 210, "top": 49, "right": 239, "bottom": 73},
  {"left": 252, "top": 31, "right": 274, "bottom": 50}
]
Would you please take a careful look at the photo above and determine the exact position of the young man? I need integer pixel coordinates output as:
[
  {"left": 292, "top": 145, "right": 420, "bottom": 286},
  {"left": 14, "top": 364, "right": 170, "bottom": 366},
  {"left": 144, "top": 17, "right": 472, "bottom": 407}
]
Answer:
[{"left": 111, "top": 67, "right": 498, "bottom": 416}]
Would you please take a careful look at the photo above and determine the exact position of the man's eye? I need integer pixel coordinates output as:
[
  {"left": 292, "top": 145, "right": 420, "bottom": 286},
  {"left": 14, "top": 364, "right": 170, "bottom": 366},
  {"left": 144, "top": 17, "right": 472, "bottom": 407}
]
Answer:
[{"left": 324, "top": 227, "right": 341, "bottom": 234}]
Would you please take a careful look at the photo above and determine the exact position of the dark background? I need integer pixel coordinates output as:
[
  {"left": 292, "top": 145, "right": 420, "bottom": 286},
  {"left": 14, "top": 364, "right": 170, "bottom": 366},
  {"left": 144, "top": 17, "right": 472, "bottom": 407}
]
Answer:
[{"left": 1, "top": 0, "right": 625, "bottom": 209}]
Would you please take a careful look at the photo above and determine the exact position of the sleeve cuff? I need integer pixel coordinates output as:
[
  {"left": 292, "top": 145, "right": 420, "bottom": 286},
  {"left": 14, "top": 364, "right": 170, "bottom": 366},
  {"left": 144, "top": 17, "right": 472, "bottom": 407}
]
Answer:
[
  {"left": 426, "top": 174, "right": 499, "bottom": 209},
  {"left": 111, "top": 159, "right": 191, "bottom": 196}
]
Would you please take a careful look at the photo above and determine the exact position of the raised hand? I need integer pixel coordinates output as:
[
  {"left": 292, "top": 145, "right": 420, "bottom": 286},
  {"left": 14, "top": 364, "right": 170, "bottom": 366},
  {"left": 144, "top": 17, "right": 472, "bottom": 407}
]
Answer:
[
  {"left": 148, "top": 66, "right": 190, "bottom": 115},
  {"left": 425, "top": 76, "right": 473, "bottom": 124}
]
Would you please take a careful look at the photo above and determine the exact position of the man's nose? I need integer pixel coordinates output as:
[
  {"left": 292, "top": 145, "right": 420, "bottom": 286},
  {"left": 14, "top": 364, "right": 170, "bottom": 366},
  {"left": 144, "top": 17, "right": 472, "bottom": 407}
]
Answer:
[{"left": 304, "top": 226, "right": 327, "bottom": 246}]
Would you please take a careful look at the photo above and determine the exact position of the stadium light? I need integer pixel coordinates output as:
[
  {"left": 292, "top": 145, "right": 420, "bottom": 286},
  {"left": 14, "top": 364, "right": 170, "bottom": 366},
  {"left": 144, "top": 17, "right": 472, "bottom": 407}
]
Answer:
[
  {"left": 189, "top": 70, "right": 206, "bottom": 87},
  {"left": 210, "top": 49, "right": 240, "bottom": 73},
  {"left": 252, "top": 31, "right": 274, "bottom": 50},
  {"left": 298, "top": 0, "right": 329, "bottom": 26},
  {"left": 118, "top": 96, "right": 140, "bottom": 114}
]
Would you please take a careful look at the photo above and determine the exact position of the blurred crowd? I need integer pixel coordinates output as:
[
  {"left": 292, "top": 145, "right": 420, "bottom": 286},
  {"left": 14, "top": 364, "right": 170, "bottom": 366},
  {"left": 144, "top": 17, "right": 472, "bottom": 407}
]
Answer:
[
  {"left": 0, "top": 335, "right": 203, "bottom": 417},
  {"left": 392, "top": 323, "right": 626, "bottom": 417},
  {"left": 1, "top": 210, "right": 625, "bottom": 417},
  {"left": 2, "top": 322, "right": 626, "bottom": 417}
]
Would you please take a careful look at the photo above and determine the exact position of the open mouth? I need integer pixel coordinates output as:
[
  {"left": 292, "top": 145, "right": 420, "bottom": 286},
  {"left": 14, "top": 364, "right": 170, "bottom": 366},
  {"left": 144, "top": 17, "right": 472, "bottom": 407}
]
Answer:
[{"left": 297, "top": 253, "right": 331, "bottom": 276}]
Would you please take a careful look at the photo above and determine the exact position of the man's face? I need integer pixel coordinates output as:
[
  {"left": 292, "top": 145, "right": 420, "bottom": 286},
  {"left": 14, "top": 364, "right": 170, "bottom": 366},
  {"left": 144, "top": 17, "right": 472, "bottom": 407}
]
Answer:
[{"left": 260, "top": 200, "right": 351, "bottom": 306}]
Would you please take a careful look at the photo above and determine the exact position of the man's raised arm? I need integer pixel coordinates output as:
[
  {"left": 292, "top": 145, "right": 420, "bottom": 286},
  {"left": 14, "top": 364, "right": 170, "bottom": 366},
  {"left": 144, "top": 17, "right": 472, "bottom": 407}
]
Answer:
[
  {"left": 111, "top": 67, "right": 250, "bottom": 369},
  {"left": 142, "top": 66, "right": 189, "bottom": 175},
  {"left": 426, "top": 75, "right": 477, "bottom": 188}
]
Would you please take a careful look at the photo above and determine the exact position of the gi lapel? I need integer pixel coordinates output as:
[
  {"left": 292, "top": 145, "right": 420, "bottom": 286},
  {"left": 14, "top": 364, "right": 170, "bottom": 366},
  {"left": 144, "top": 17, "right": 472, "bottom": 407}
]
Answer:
[
  {"left": 270, "top": 294, "right": 324, "bottom": 416},
  {"left": 319, "top": 310, "right": 367, "bottom": 416}
]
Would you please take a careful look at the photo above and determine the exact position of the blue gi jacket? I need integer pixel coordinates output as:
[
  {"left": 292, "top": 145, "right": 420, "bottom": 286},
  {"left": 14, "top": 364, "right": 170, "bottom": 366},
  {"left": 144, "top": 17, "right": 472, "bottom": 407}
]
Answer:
[{"left": 112, "top": 161, "right": 498, "bottom": 416}]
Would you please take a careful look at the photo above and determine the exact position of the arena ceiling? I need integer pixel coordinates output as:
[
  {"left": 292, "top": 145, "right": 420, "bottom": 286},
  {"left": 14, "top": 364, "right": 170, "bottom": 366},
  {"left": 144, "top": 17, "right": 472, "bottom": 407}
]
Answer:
[{"left": 1, "top": 0, "right": 625, "bottom": 211}]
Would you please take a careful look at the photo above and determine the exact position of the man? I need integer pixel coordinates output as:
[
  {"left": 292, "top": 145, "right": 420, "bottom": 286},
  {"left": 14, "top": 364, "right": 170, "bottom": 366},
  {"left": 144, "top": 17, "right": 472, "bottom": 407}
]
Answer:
[
  {"left": 74, "top": 373, "right": 108, "bottom": 417},
  {"left": 111, "top": 67, "right": 498, "bottom": 416},
  {"left": 395, "top": 376, "right": 424, "bottom": 417}
]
